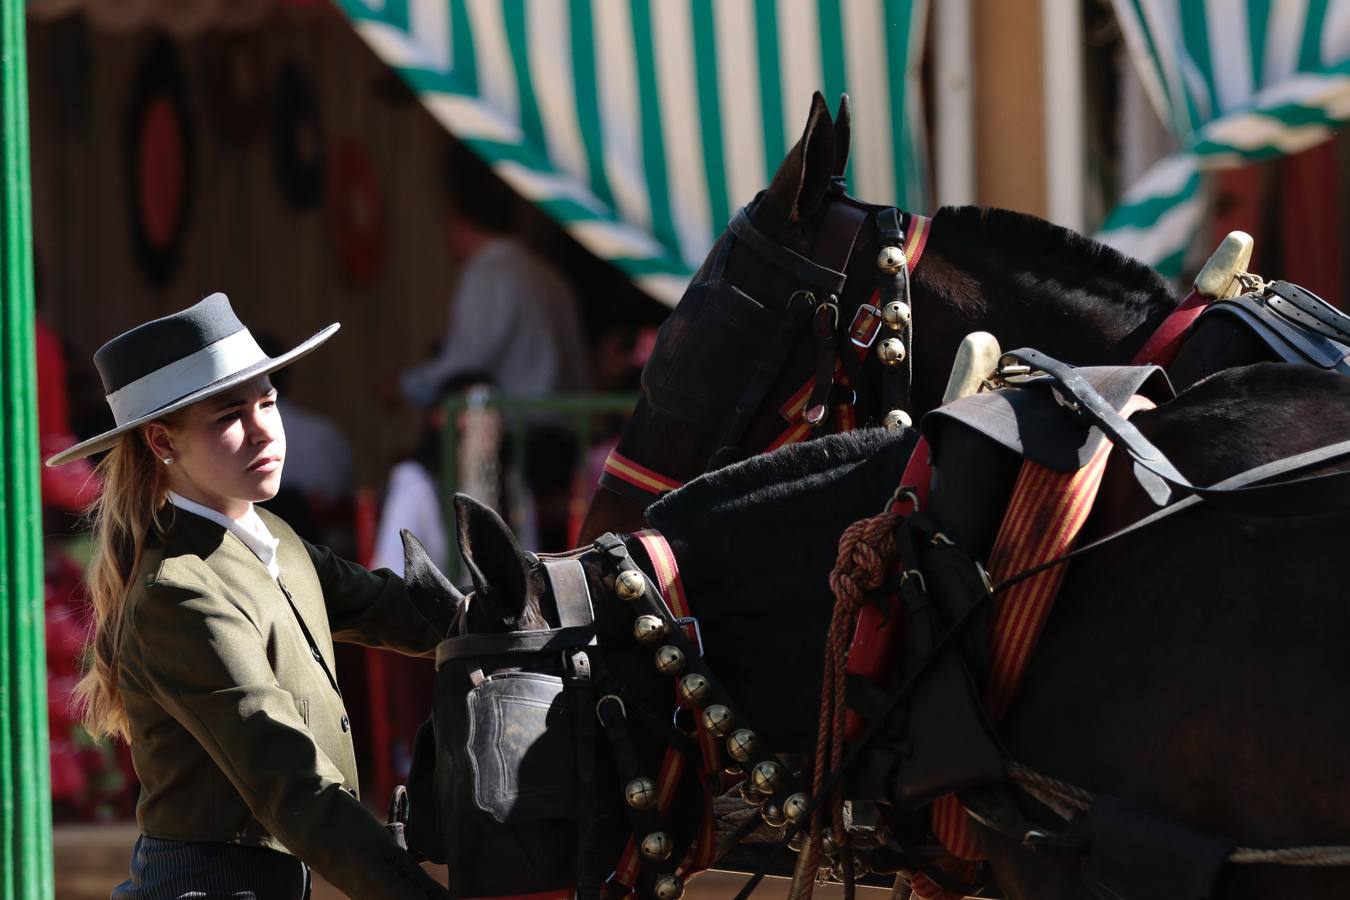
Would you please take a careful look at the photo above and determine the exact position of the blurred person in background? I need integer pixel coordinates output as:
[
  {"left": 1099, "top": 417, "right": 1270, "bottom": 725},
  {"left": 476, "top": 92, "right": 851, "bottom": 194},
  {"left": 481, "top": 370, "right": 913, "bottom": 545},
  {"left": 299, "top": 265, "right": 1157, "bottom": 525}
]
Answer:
[{"left": 398, "top": 143, "right": 590, "bottom": 549}]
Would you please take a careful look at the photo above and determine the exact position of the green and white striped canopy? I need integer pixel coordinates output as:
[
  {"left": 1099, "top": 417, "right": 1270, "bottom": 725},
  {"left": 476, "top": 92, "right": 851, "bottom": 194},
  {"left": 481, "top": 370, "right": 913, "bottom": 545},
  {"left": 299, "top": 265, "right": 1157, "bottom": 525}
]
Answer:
[
  {"left": 1100, "top": 0, "right": 1350, "bottom": 276},
  {"left": 336, "top": 0, "right": 930, "bottom": 306}
]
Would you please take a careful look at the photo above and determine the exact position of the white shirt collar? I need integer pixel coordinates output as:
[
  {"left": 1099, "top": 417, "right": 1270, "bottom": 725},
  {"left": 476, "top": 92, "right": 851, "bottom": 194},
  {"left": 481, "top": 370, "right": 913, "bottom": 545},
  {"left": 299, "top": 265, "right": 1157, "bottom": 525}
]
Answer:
[{"left": 168, "top": 491, "right": 281, "bottom": 579}]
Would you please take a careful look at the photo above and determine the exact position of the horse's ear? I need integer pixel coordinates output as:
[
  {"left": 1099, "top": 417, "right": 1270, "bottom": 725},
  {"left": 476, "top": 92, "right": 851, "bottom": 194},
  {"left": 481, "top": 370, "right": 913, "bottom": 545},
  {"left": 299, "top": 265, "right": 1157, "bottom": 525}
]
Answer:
[
  {"left": 453, "top": 494, "right": 530, "bottom": 628},
  {"left": 760, "top": 91, "right": 835, "bottom": 227},
  {"left": 833, "top": 94, "right": 851, "bottom": 178},
  {"left": 400, "top": 529, "right": 464, "bottom": 637}
]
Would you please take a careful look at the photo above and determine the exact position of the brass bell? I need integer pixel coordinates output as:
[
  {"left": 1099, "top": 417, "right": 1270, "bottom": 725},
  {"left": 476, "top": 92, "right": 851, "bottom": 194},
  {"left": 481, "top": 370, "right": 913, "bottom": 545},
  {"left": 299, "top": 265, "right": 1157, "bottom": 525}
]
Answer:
[
  {"left": 678, "top": 673, "right": 709, "bottom": 706},
  {"left": 750, "top": 759, "right": 783, "bottom": 794},
  {"left": 625, "top": 777, "right": 657, "bottom": 810},
  {"left": 640, "top": 831, "right": 673, "bottom": 862},
  {"left": 761, "top": 802, "right": 786, "bottom": 828},
  {"left": 738, "top": 780, "right": 767, "bottom": 806},
  {"left": 821, "top": 827, "right": 839, "bottom": 857},
  {"left": 633, "top": 614, "right": 668, "bottom": 646},
  {"left": 702, "top": 704, "right": 734, "bottom": 737},
  {"left": 726, "top": 729, "right": 757, "bottom": 763},
  {"left": 877, "top": 338, "right": 906, "bottom": 366},
  {"left": 881, "top": 409, "right": 912, "bottom": 432},
  {"left": 653, "top": 874, "right": 685, "bottom": 900},
  {"left": 876, "top": 244, "right": 906, "bottom": 275},
  {"left": 881, "top": 300, "right": 911, "bottom": 330},
  {"left": 654, "top": 645, "right": 686, "bottom": 676},
  {"left": 783, "top": 792, "right": 810, "bottom": 824},
  {"left": 788, "top": 831, "right": 806, "bottom": 853},
  {"left": 615, "top": 569, "right": 646, "bottom": 601}
]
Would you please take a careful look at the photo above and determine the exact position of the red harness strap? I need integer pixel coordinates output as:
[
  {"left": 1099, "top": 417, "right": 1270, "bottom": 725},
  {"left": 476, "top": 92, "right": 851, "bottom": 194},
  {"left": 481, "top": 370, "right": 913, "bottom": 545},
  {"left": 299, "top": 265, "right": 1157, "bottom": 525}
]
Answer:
[
  {"left": 599, "top": 449, "right": 685, "bottom": 507},
  {"left": 610, "top": 531, "right": 717, "bottom": 894},
  {"left": 1129, "top": 288, "right": 1212, "bottom": 367}
]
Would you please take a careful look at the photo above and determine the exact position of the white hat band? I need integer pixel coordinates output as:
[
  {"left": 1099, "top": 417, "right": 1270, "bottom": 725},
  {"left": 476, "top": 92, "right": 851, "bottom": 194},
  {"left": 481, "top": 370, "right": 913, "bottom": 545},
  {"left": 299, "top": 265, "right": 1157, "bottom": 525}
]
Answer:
[{"left": 105, "top": 328, "right": 267, "bottom": 425}]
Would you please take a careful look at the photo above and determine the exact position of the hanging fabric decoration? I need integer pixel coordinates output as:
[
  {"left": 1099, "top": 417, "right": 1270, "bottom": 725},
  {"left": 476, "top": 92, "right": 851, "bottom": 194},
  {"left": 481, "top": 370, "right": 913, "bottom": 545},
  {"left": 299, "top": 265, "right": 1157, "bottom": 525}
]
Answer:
[
  {"left": 124, "top": 37, "right": 196, "bottom": 288},
  {"left": 333, "top": 0, "right": 931, "bottom": 306},
  {"left": 271, "top": 60, "right": 325, "bottom": 210},
  {"left": 329, "top": 138, "right": 386, "bottom": 286},
  {"left": 1099, "top": 0, "right": 1350, "bottom": 277}
]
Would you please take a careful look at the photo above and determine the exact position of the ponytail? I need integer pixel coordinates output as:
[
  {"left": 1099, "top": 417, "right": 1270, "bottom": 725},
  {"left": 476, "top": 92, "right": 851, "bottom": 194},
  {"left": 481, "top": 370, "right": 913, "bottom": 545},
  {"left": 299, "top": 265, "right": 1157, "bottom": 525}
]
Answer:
[{"left": 72, "top": 431, "right": 172, "bottom": 741}]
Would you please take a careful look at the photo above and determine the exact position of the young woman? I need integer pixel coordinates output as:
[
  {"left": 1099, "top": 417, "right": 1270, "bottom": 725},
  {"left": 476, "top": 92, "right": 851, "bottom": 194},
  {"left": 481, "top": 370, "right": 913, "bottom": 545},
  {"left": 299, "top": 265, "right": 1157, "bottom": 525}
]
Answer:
[{"left": 47, "top": 294, "right": 451, "bottom": 900}]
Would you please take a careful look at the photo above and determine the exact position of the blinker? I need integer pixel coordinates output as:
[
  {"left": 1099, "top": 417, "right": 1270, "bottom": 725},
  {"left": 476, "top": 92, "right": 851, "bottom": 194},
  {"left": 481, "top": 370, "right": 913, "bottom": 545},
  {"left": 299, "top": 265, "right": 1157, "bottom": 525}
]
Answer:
[
  {"left": 615, "top": 569, "right": 646, "bottom": 601},
  {"left": 633, "top": 614, "right": 668, "bottom": 645},
  {"left": 655, "top": 645, "right": 686, "bottom": 676}
]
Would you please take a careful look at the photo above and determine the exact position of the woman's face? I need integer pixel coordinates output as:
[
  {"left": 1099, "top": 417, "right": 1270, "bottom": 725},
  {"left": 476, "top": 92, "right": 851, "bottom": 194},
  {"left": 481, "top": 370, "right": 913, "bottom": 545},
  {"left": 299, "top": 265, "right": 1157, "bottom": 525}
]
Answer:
[{"left": 145, "top": 375, "right": 286, "bottom": 519}]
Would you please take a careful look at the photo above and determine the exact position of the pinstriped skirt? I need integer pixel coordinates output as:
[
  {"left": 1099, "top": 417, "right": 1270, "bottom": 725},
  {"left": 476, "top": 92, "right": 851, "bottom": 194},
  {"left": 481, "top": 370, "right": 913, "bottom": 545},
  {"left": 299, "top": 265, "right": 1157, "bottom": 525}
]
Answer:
[{"left": 111, "top": 835, "right": 311, "bottom": 900}]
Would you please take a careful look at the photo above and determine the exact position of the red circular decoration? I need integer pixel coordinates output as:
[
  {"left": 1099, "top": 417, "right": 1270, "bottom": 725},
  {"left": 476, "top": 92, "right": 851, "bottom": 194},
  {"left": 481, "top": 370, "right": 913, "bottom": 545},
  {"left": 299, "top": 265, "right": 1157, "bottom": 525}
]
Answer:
[
  {"left": 138, "top": 97, "right": 185, "bottom": 248},
  {"left": 329, "top": 139, "right": 386, "bottom": 286}
]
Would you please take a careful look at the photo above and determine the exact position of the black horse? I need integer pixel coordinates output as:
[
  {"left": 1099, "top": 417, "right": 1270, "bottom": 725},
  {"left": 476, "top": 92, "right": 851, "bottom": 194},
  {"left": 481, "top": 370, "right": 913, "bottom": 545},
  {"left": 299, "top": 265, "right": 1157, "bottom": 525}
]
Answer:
[
  {"left": 410, "top": 361, "right": 1350, "bottom": 899},
  {"left": 578, "top": 93, "right": 1276, "bottom": 544}
]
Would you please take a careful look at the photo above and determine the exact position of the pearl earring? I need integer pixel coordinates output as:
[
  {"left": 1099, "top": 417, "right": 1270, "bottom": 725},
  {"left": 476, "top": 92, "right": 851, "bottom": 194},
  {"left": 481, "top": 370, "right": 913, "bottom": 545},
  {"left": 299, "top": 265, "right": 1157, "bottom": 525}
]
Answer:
[{"left": 162, "top": 457, "right": 174, "bottom": 465}]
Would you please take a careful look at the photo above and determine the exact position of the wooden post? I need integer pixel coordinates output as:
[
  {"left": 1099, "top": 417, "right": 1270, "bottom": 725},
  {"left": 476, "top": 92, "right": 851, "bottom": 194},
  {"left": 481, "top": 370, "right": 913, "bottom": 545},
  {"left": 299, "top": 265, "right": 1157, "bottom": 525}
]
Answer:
[{"left": 0, "top": 0, "right": 53, "bottom": 897}]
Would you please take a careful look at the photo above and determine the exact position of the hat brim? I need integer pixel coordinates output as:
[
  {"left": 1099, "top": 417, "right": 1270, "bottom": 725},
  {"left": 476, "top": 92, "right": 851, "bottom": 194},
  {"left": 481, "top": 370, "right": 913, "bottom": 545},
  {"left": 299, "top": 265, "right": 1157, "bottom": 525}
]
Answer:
[{"left": 45, "top": 323, "right": 340, "bottom": 467}]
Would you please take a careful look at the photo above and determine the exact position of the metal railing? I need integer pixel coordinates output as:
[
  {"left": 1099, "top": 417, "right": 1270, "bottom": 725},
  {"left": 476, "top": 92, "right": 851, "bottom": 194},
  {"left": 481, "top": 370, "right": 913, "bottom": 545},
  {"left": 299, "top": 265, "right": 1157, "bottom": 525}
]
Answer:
[{"left": 439, "top": 389, "right": 638, "bottom": 584}]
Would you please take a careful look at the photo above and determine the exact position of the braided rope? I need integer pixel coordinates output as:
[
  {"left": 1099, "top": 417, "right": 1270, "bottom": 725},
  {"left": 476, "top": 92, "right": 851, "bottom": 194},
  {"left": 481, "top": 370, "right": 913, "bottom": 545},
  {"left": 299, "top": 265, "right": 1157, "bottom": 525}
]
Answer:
[{"left": 1008, "top": 763, "right": 1350, "bottom": 867}]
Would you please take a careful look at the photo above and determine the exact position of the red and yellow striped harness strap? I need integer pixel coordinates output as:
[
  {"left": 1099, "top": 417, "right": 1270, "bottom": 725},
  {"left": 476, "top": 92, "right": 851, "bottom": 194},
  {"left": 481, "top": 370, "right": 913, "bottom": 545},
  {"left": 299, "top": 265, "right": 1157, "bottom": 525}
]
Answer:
[
  {"left": 599, "top": 449, "right": 685, "bottom": 506},
  {"left": 612, "top": 531, "right": 717, "bottom": 893},
  {"left": 910, "top": 394, "right": 1158, "bottom": 899}
]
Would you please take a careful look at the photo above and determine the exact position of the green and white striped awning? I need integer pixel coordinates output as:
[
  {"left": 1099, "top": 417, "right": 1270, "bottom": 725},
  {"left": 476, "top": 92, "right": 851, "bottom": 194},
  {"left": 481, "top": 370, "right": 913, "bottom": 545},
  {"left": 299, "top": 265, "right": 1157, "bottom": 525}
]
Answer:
[
  {"left": 335, "top": 0, "right": 930, "bottom": 306},
  {"left": 1100, "top": 0, "right": 1350, "bottom": 276}
]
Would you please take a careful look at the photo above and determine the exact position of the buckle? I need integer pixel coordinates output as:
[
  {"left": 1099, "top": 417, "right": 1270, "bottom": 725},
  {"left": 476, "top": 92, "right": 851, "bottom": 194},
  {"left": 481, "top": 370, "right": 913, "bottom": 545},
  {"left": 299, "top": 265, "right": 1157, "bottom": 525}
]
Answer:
[{"left": 848, "top": 303, "right": 883, "bottom": 348}]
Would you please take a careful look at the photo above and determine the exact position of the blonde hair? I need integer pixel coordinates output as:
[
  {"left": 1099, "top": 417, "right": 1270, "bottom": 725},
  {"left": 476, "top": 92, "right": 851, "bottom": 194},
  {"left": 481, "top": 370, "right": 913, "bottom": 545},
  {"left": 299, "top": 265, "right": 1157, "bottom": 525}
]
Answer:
[{"left": 73, "top": 429, "right": 174, "bottom": 741}]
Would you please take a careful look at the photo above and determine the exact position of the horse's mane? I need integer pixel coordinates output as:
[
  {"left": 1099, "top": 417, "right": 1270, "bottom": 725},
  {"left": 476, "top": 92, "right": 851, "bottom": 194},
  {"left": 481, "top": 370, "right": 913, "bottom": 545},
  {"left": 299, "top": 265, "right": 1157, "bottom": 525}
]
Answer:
[{"left": 928, "top": 205, "right": 1176, "bottom": 321}]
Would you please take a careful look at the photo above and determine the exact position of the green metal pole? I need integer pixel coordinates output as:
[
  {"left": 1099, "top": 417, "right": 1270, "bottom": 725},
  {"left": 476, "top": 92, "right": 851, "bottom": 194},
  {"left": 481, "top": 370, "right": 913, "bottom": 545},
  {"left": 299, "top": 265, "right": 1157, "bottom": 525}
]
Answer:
[{"left": 0, "top": 0, "right": 52, "bottom": 896}]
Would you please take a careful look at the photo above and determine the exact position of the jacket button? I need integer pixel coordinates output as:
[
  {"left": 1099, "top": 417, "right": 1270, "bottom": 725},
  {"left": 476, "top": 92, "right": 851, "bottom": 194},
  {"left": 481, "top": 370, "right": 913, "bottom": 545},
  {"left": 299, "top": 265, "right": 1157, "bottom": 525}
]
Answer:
[{"left": 340, "top": 715, "right": 350, "bottom": 732}]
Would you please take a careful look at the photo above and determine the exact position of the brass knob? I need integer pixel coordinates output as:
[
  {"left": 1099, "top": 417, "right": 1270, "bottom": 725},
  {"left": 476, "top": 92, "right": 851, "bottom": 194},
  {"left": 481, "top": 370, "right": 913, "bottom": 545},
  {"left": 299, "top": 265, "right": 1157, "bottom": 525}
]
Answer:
[
  {"left": 633, "top": 614, "right": 668, "bottom": 646},
  {"left": 881, "top": 300, "right": 911, "bottom": 330},
  {"left": 641, "top": 831, "right": 673, "bottom": 861},
  {"left": 750, "top": 760, "right": 783, "bottom": 794},
  {"left": 881, "top": 409, "right": 912, "bottom": 432},
  {"left": 678, "top": 673, "right": 710, "bottom": 706},
  {"left": 702, "top": 704, "right": 734, "bottom": 737},
  {"left": 653, "top": 874, "right": 685, "bottom": 899},
  {"left": 625, "top": 777, "right": 657, "bottom": 810},
  {"left": 877, "top": 338, "right": 906, "bottom": 366},
  {"left": 877, "top": 245, "right": 906, "bottom": 275},
  {"left": 783, "top": 792, "right": 810, "bottom": 824},
  {"left": 654, "top": 645, "right": 686, "bottom": 676},
  {"left": 615, "top": 569, "right": 645, "bottom": 600},
  {"left": 726, "top": 729, "right": 756, "bottom": 763}
]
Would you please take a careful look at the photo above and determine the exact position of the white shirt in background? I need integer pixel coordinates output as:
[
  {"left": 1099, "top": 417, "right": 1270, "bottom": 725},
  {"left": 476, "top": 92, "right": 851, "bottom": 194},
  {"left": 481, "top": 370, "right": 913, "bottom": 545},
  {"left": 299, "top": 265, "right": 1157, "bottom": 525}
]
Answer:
[{"left": 369, "top": 461, "right": 448, "bottom": 577}]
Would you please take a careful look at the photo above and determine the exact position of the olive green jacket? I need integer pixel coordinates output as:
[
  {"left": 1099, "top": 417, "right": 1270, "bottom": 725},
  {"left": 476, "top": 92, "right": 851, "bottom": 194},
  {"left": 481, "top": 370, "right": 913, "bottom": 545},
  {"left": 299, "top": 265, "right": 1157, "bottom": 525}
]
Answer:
[{"left": 117, "top": 506, "right": 447, "bottom": 899}]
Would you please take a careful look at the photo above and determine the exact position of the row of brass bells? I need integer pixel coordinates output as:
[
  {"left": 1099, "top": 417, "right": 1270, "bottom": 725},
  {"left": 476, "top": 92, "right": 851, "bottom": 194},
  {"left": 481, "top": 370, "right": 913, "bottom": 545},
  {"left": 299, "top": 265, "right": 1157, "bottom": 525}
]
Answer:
[
  {"left": 633, "top": 614, "right": 667, "bottom": 645},
  {"left": 616, "top": 569, "right": 646, "bottom": 601},
  {"left": 625, "top": 776, "right": 658, "bottom": 811},
  {"left": 641, "top": 831, "right": 673, "bottom": 862},
  {"left": 653, "top": 874, "right": 685, "bottom": 899},
  {"left": 882, "top": 409, "right": 912, "bottom": 432},
  {"left": 703, "top": 704, "right": 734, "bottom": 736},
  {"left": 881, "top": 300, "right": 911, "bottom": 330},
  {"left": 877, "top": 245, "right": 907, "bottom": 275},
  {"left": 678, "top": 673, "right": 709, "bottom": 706},
  {"left": 726, "top": 729, "right": 756, "bottom": 763},
  {"left": 655, "top": 645, "right": 686, "bottom": 676},
  {"left": 877, "top": 337, "right": 906, "bottom": 366}
]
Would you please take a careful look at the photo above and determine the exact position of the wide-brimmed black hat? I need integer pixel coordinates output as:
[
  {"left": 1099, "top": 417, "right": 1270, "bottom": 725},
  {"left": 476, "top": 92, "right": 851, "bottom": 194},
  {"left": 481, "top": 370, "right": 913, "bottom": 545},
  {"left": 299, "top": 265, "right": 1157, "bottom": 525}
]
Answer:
[{"left": 45, "top": 293, "right": 338, "bottom": 466}]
